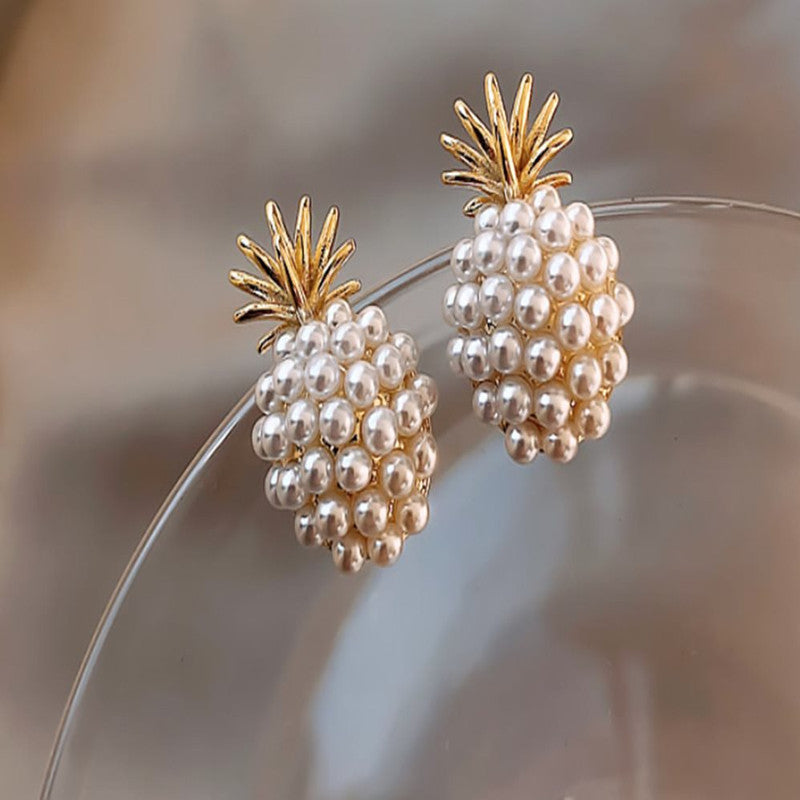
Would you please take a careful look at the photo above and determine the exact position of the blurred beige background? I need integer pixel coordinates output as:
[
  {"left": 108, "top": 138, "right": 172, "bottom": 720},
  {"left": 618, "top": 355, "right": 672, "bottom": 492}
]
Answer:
[{"left": 1, "top": 0, "right": 800, "bottom": 796}]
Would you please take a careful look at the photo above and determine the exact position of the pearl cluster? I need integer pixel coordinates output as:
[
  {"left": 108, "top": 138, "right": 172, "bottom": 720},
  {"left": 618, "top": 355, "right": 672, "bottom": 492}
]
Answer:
[
  {"left": 443, "top": 186, "right": 634, "bottom": 464},
  {"left": 251, "top": 300, "right": 438, "bottom": 572}
]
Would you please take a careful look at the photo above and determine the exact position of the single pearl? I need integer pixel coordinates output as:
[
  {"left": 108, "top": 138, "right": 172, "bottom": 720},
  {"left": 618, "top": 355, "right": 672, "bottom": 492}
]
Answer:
[
  {"left": 255, "top": 372, "right": 280, "bottom": 414},
  {"left": 272, "top": 356, "right": 305, "bottom": 402},
  {"left": 392, "top": 332, "right": 419, "bottom": 372},
  {"left": 514, "top": 285, "right": 551, "bottom": 331},
  {"left": 361, "top": 406, "right": 398, "bottom": 456},
  {"left": 534, "top": 208, "right": 572, "bottom": 251},
  {"left": 260, "top": 412, "right": 290, "bottom": 459},
  {"left": 380, "top": 450, "right": 416, "bottom": 498},
  {"left": 461, "top": 334, "right": 492, "bottom": 381},
  {"left": 357, "top": 305, "right": 389, "bottom": 346},
  {"left": 529, "top": 185, "right": 560, "bottom": 214},
  {"left": 600, "top": 342, "right": 629, "bottom": 385},
  {"left": 614, "top": 282, "right": 635, "bottom": 325},
  {"left": 505, "top": 421, "right": 540, "bottom": 464},
  {"left": 534, "top": 383, "right": 572, "bottom": 430},
  {"left": 353, "top": 488, "right": 389, "bottom": 537},
  {"left": 304, "top": 352, "right": 341, "bottom": 400},
  {"left": 294, "top": 505, "right": 323, "bottom": 547},
  {"left": 274, "top": 329, "right": 297, "bottom": 360},
  {"left": 330, "top": 321, "right": 366, "bottom": 364},
  {"left": 393, "top": 389, "right": 424, "bottom": 436},
  {"left": 575, "top": 398, "right": 611, "bottom": 439},
  {"left": 498, "top": 376, "right": 533, "bottom": 424},
  {"left": 276, "top": 462, "right": 308, "bottom": 510},
  {"left": 454, "top": 282, "right": 484, "bottom": 329},
  {"left": 565, "top": 202, "right": 595, "bottom": 240},
  {"left": 396, "top": 492, "right": 429, "bottom": 534},
  {"left": 545, "top": 252, "right": 580, "bottom": 300},
  {"left": 264, "top": 464, "right": 281, "bottom": 507},
  {"left": 499, "top": 200, "right": 534, "bottom": 237},
  {"left": 525, "top": 336, "right": 562, "bottom": 383},
  {"left": 556, "top": 304, "right": 592, "bottom": 351},
  {"left": 368, "top": 526, "right": 404, "bottom": 567},
  {"left": 446, "top": 335, "right": 466, "bottom": 375},
  {"left": 335, "top": 445, "right": 373, "bottom": 493},
  {"left": 471, "top": 230, "right": 505, "bottom": 275},
  {"left": 251, "top": 417, "right": 267, "bottom": 459},
  {"left": 316, "top": 493, "right": 352, "bottom": 540},
  {"left": 479, "top": 274, "right": 515, "bottom": 323},
  {"left": 331, "top": 532, "right": 367, "bottom": 573},
  {"left": 589, "top": 293, "right": 621, "bottom": 342},
  {"left": 285, "top": 398, "right": 318, "bottom": 446},
  {"left": 544, "top": 427, "right": 579, "bottom": 463},
  {"left": 323, "top": 298, "right": 352, "bottom": 329},
  {"left": 442, "top": 284, "right": 459, "bottom": 327},
  {"left": 411, "top": 374, "right": 439, "bottom": 417},
  {"left": 505, "top": 233, "right": 542, "bottom": 283},
  {"left": 450, "top": 238, "right": 476, "bottom": 283},
  {"left": 472, "top": 382, "right": 500, "bottom": 425},
  {"left": 567, "top": 354, "right": 603, "bottom": 400},
  {"left": 300, "top": 446, "right": 333, "bottom": 494},
  {"left": 474, "top": 203, "right": 500, "bottom": 233},
  {"left": 597, "top": 235, "right": 619, "bottom": 272},
  {"left": 319, "top": 397, "right": 356, "bottom": 446},
  {"left": 344, "top": 360, "right": 380, "bottom": 408},
  {"left": 409, "top": 432, "right": 438, "bottom": 477},
  {"left": 576, "top": 240, "right": 609, "bottom": 290},
  {"left": 372, "top": 343, "right": 405, "bottom": 389},
  {"left": 489, "top": 326, "right": 523, "bottom": 373},
  {"left": 294, "top": 320, "right": 329, "bottom": 358}
]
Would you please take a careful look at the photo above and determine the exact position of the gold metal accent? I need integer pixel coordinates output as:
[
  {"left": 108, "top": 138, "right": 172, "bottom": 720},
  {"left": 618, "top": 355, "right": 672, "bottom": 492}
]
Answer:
[
  {"left": 229, "top": 197, "right": 361, "bottom": 352},
  {"left": 441, "top": 72, "right": 573, "bottom": 215}
]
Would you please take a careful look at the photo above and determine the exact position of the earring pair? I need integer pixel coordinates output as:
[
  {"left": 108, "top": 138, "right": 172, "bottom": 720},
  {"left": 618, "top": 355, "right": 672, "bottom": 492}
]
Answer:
[{"left": 229, "top": 72, "right": 634, "bottom": 573}]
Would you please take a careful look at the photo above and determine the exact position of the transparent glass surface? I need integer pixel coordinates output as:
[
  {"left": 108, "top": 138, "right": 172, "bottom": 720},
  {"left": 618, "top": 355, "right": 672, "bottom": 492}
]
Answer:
[{"left": 42, "top": 198, "right": 800, "bottom": 800}]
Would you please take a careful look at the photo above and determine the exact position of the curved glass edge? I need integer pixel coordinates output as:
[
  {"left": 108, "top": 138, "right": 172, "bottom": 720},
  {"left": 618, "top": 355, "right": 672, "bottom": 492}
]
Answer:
[{"left": 39, "top": 194, "right": 800, "bottom": 798}]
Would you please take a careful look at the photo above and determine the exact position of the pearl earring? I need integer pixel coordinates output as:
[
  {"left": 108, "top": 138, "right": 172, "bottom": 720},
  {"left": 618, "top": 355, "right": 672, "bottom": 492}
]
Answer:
[
  {"left": 230, "top": 197, "right": 438, "bottom": 572},
  {"left": 441, "top": 73, "right": 634, "bottom": 464}
]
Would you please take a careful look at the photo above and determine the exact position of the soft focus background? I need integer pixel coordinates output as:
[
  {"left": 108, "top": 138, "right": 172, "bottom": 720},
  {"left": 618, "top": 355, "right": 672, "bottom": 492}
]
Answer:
[{"left": 2, "top": 0, "right": 800, "bottom": 796}]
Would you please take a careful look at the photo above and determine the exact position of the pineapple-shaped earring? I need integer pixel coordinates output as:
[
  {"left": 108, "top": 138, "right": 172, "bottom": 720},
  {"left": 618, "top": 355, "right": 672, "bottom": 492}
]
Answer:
[
  {"left": 441, "top": 73, "right": 634, "bottom": 464},
  {"left": 230, "top": 197, "right": 438, "bottom": 572}
]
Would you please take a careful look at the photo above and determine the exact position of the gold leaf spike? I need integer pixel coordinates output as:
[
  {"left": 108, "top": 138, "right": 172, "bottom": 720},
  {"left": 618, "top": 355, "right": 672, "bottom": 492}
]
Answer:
[
  {"left": 314, "top": 238, "right": 356, "bottom": 304},
  {"left": 325, "top": 279, "right": 362, "bottom": 304},
  {"left": 441, "top": 73, "right": 573, "bottom": 213},
  {"left": 294, "top": 195, "right": 312, "bottom": 293},
  {"left": 313, "top": 205, "right": 340, "bottom": 291},
  {"left": 235, "top": 235, "right": 286, "bottom": 296},
  {"left": 233, "top": 301, "right": 295, "bottom": 324},
  {"left": 228, "top": 269, "right": 284, "bottom": 303},
  {"left": 536, "top": 171, "right": 573, "bottom": 189},
  {"left": 265, "top": 200, "right": 308, "bottom": 313}
]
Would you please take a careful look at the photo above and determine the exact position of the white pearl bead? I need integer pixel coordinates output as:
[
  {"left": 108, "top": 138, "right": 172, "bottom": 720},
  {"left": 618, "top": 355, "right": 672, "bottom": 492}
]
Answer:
[
  {"left": 319, "top": 397, "right": 356, "bottom": 446},
  {"left": 505, "top": 234, "right": 542, "bottom": 283},
  {"left": 534, "top": 208, "right": 572, "bottom": 251},
  {"left": 372, "top": 343, "right": 405, "bottom": 389},
  {"left": 525, "top": 336, "right": 562, "bottom": 383},
  {"left": 556, "top": 304, "right": 592, "bottom": 351},
  {"left": 600, "top": 342, "right": 629, "bottom": 385},
  {"left": 442, "top": 284, "right": 459, "bottom": 327},
  {"left": 479, "top": 274, "right": 514, "bottom": 323},
  {"left": 260, "top": 412, "right": 290, "bottom": 459},
  {"left": 505, "top": 421, "right": 540, "bottom": 464},
  {"left": 272, "top": 357, "right": 305, "bottom": 402},
  {"left": 446, "top": 335, "right": 465, "bottom": 375},
  {"left": 396, "top": 492, "right": 429, "bottom": 534},
  {"left": 545, "top": 252, "right": 580, "bottom": 300},
  {"left": 357, "top": 305, "right": 389, "bottom": 346},
  {"left": 393, "top": 389, "right": 424, "bottom": 436},
  {"left": 597, "top": 235, "right": 619, "bottom": 272},
  {"left": 285, "top": 398, "right": 318, "bottom": 445},
  {"left": 576, "top": 240, "right": 609, "bottom": 290},
  {"left": 589, "top": 293, "right": 621, "bottom": 342},
  {"left": 454, "top": 282, "right": 484, "bottom": 329},
  {"left": 575, "top": 398, "right": 611, "bottom": 439},
  {"left": 276, "top": 462, "right": 308, "bottom": 510},
  {"left": 274, "top": 329, "right": 297, "bottom": 360},
  {"left": 264, "top": 464, "right": 281, "bottom": 507},
  {"left": 323, "top": 298, "right": 352, "bottom": 329},
  {"left": 368, "top": 526, "right": 404, "bottom": 567},
  {"left": 255, "top": 372, "right": 280, "bottom": 414},
  {"left": 331, "top": 532, "right": 366, "bottom": 573},
  {"left": 499, "top": 200, "right": 534, "bottom": 237},
  {"left": 294, "top": 320, "right": 329, "bottom": 358},
  {"left": 472, "top": 381, "right": 500, "bottom": 425},
  {"left": 361, "top": 406, "right": 398, "bottom": 456},
  {"left": 498, "top": 376, "right": 533, "bottom": 424},
  {"left": 514, "top": 285, "right": 551, "bottom": 331},
  {"left": 567, "top": 354, "right": 603, "bottom": 400},
  {"left": 353, "top": 488, "right": 389, "bottom": 537},
  {"left": 534, "top": 383, "right": 572, "bottom": 430},
  {"left": 392, "top": 332, "right": 419, "bottom": 372},
  {"left": 251, "top": 416, "right": 267, "bottom": 459},
  {"left": 344, "top": 360, "right": 380, "bottom": 408},
  {"left": 565, "top": 202, "right": 595, "bottom": 240},
  {"left": 461, "top": 335, "right": 492, "bottom": 381},
  {"left": 380, "top": 450, "right": 416, "bottom": 498},
  {"left": 471, "top": 230, "right": 505, "bottom": 275},
  {"left": 489, "top": 326, "right": 523, "bottom": 373},
  {"left": 304, "top": 352, "right": 341, "bottom": 400},
  {"left": 335, "top": 445, "right": 373, "bottom": 493},
  {"left": 316, "top": 493, "right": 352, "bottom": 539},
  {"left": 409, "top": 432, "right": 437, "bottom": 477},
  {"left": 294, "top": 505, "right": 323, "bottom": 547},
  {"left": 614, "top": 282, "right": 635, "bottom": 325},
  {"left": 299, "top": 446, "right": 333, "bottom": 494},
  {"left": 411, "top": 374, "right": 438, "bottom": 417},
  {"left": 474, "top": 204, "right": 500, "bottom": 233},
  {"left": 544, "top": 427, "right": 579, "bottom": 463},
  {"left": 450, "top": 238, "right": 476, "bottom": 283},
  {"left": 330, "top": 321, "right": 366, "bottom": 364},
  {"left": 529, "top": 185, "right": 560, "bottom": 214}
]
